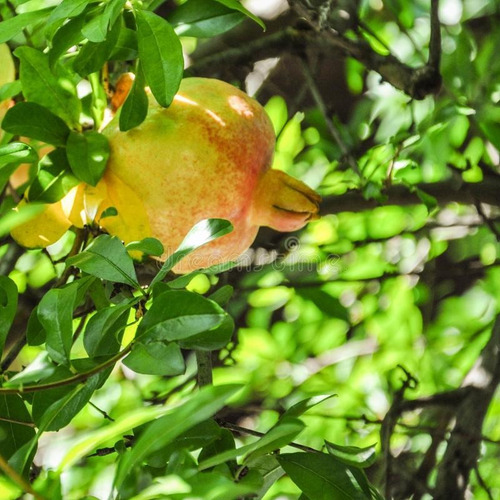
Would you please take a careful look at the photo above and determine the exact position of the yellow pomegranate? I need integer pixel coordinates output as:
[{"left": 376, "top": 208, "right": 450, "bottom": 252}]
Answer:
[{"left": 11, "top": 78, "right": 320, "bottom": 273}]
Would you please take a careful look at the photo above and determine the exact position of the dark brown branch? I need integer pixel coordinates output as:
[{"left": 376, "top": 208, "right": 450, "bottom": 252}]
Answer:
[
  {"left": 434, "top": 315, "right": 500, "bottom": 499},
  {"left": 475, "top": 201, "right": 500, "bottom": 242},
  {"left": 1, "top": 335, "right": 27, "bottom": 373},
  {"left": 300, "top": 58, "right": 361, "bottom": 176},
  {"left": 220, "top": 421, "right": 320, "bottom": 454},
  {"left": 187, "top": 27, "right": 441, "bottom": 100},
  {"left": 320, "top": 178, "right": 500, "bottom": 214},
  {"left": 399, "top": 387, "right": 472, "bottom": 412}
]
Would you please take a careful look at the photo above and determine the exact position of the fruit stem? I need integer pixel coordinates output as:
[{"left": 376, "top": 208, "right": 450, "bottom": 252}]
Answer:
[{"left": 195, "top": 350, "right": 213, "bottom": 387}]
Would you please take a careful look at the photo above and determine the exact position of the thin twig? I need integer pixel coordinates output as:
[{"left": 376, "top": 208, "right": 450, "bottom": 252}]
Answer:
[
  {"left": 89, "top": 401, "right": 115, "bottom": 422},
  {"left": 72, "top": 314, "right": 87, "bottom": 344},
  {"left": 0, "top": 415, "right": 35, "bottom": 427},
  {"left": 474, "top": 201, "right": 500, "bottom": 242},
  {"left": 0, "top": 342, "right": 133, "bottom": 394},
  {"left": 220, "top": 421, "right": 320, "bottom": 454},
  {"left": 380, "top": 365, "right": 418, "bottom": 499},
  {"left": 188, "top": 27, "right": 440, "bottom": 100},
  {"left": 1, "top": 335, "right": 27, "bottom": 373},
  {"left": 474, "top": 465, "right": 495, "bottom": 500},
  {"left": 300, "top": 58, "right": 361, "bottom": 177}
]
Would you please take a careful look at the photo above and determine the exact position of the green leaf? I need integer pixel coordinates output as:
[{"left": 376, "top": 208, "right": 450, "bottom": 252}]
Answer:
[
  {"left": 198, "top": 428, "right": 236, "bottom": 464},
  {"left": 119, "top": 66, "right": 149, "bottom": 131},
  {"left": 179, "top": 314, "right": 234, "bottom": 351},
  {"left": 199, "top": 417, "right": 305, "bottom": 470},
  {"left": 296, "top": 288, "right": 349, "bottom": 321},
  {"left": 0, "top": 395, "right": 36, "bottom": 461},
  {"left": 2, "top": 102, "right": 71, "bottom": 147},
  {"left": 0, "top": 142, "right": 37, "bottom": 169},
  {"left": 67, "top": 235, "right": 140, "bottom": 289},
  {"left": 27, "top": 149, "right": 80, "bottom": 204},
  {"left": 414, "top": 187, "right": 438, "bottom": 214},
  {"left": 82, "top": 0, "right": 126, "bottom": 42},
  {"left": 213, "top": 0, "right": 265, "bottom": 30},
  {"left": 169, "top": 0, "right": 245, "bottom": 38},
  {"left": 282, "top": 395, "right": 336, "bottom": 419},
  {"left": 83, "top": 301, "right": 134, "bottom": 357},
  {"left": 150, "top": 218, "right": 233, "bottom": 288},
  {"left": 137, "top": 290, "right": 226, "bottom": 342},
  {"left": 37, "top": 283, "right": 78, "bottom": 366},
  {"left": 135, "top": 9, "right": 183, "bottom": 108},
  {"left": 245, "top": 455, "right": 285, "bottom": 500},
  {"left": 0, "top": 203, "right": 45, "bottom": 239},
  {"left": 49, "top": 14, "right": 87, "bottom": 67},
  {"left": 109, "top": 26, "right": 138, "bottom": 61},
  {"left": 126, "top": 237, "right": 164, "bottom": 257},
  {"left": 276, "top": 453, "right": 373, "bottom": 500},
  {"left": 325, "top": 441, "right": 377, "bottom": 469},
  {"left": 123, "top": 341, "right": 185, "bottom": 376},
  {"left": 265, "top": 95, "right": 288, "bottom": 136},
  {"left": 0, "top": 8, "right": 52, "bottom": 43},
  {"left": 146, "top": 419, "right": 221, "bottom": 468},
  {"left": 0, "top": 276, "right": 18, "bottom": 365},
  {"left": 26, "top": 307, "right": 46, "bottom": 346},
  {"left": 99, "top": 206, "right": 118, "bottom": 219},
  {"left": 45, "top": 0, "right": 91, "bottom": 40},
  {"left": 14, "top": 47, "right": 81, "bottom": 127},
  {"left": 59, "top": 405, "right": 169, "bottom": 470},
  {"left": 66, "top": 130, "right": 110, "bottom": 186},
  {"left": 0, "top": 80, "right": 22, "bottom": 101},
  {"left": 113, "top": 384, "right": 241, "bottom": 488},
  {"left": 73, "top": 17, "right": 122, "bottom": 76},
  {"left": 208, "top": 285, "right": 234, "bottom": 306},
  {"left": 0, "top": 142, "right": 38, "bottom": 192},
  {"left": 4, "top": 353, "right": 56, "bottom": 387},
  {"left": 32, "top": 368, "right": 101, "bottom": 431}
]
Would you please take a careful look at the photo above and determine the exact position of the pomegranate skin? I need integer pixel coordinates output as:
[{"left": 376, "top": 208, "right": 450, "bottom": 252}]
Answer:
[
  {"left": 11, "top": 78, "right": 321, "bottom": 273},
  {"left": 102, "top": 78, "right": 276, "bottom": 272}
]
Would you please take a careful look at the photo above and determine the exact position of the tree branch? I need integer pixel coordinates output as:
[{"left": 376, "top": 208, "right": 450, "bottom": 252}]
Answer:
[
  {"left": 320, "top": 178, "right": 500, "bottom": 214},
  {"left": 188, "top": 26, "right": 441, "bottom": 100},
  {"left": 434, "top": 315, "right": 500, "bottom": 499},
  {"left": 0, "top": 343, "right": 133, "bottom": 395}
]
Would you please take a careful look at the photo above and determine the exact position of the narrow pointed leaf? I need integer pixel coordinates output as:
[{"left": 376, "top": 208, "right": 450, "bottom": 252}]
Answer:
[
  {"left": 123, "top": 341, "right": 185, "bottom": 376},
  {"left": 114, "top": 384, "right": 241, "bottom": 488},
  {"left": 27, "top": 149, "right": 80, "bottom": 203},
  {"left": 0, "top": 9, "right": 52, "bottom": 43},
  {"left": 0, "top": 276, "right": 18, "bottom": 356},
  {"left": 66, "top": 130, "right": 110, "bottom": 186},
  {"left": 135, "top": 9, "right": 183, "bottom": 108},
  {"left": 37, "top": 283, "right": 78, "bottom": 366},
  {"left": 213, "top": 0, "right": 265, "bottom": 30},
  {"left": 14, "top": 47, "right": 81, "bottom": 127},
  {"left": 150, "top": 218, "right": 233, "bottom": 288},
  {"left": 67, "top": 235, "right": 140, "bottom": 288},
  {"left": 276, "top": 453, "right": 373, "bottom": 500},
  {"left": 2, "top": 102, "right": 70, "bottom": 147},
  {"left": 325, "top": 441, "right": 377, "bottom": 469},
  {"left": 137, "top": 290, "right": 226, "bottom": 342},
  {"left": 119, "top": 67, "right": 149, "bottom": 131}
]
